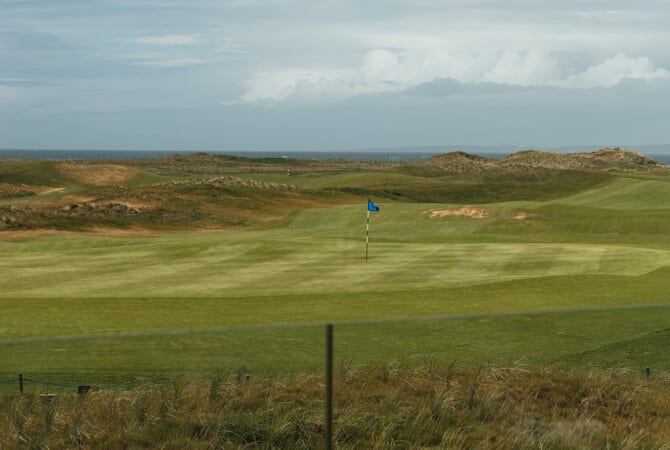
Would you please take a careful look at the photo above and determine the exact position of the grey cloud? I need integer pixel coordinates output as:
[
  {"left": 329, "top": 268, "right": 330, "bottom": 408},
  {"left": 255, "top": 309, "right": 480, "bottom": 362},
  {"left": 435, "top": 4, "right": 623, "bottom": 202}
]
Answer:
[{"left": 4, "top": 79, "right": 668, "bottom": 150}]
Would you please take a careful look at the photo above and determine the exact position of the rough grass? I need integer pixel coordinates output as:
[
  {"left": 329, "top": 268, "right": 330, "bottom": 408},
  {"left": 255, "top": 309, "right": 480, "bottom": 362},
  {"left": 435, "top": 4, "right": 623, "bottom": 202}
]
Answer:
[
  {"left": 1, "top": 364, "right": 669, "bottom": 449},
  {"left": 235, "top": 169, "right": 613, "bottom": 203}
]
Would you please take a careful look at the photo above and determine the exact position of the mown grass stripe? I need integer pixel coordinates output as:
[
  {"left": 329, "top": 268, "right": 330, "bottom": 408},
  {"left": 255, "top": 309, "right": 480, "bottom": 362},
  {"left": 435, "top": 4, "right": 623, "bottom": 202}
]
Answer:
[{"left": 2, "top": 302, "right": 669, "bottom": 346}]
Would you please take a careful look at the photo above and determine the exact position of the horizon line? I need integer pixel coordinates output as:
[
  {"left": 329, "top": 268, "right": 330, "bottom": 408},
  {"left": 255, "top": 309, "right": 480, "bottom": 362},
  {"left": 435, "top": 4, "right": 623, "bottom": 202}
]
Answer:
[{"left": 2, "top": 144, "right": 670, "bottom": 154}]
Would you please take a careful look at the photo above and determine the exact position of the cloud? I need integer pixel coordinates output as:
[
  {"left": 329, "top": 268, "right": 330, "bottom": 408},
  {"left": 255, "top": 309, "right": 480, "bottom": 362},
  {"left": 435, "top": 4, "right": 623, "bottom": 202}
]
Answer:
[
  {"left": 118, "top": 34, "right": 208, "bottom": 69},
  {"left": 562, "top": 54, "right": 670, "bottom": 88},
  {"left": 129, "top": 57, "right": 208, "bottom": 67},
  {"left": 234, "top": 49, "right": 470, "bottom": 103},
  {"left": 126, "top": 34, "right": 204, "bottom": 46},
  {"left": 483, "top": 51, "right": 562, "bottom": 87},
  {"left": 235, "top": 68, "right": 356, "bottom": 104},
  {"left": 123, "top": 33, "right": 246, "bottom": 68},
  {"left": 359, "top": 49, "right": 400, "bottom": 82},
  {"left": 233, "top": 50, "right": 670, "bottom": 104}
]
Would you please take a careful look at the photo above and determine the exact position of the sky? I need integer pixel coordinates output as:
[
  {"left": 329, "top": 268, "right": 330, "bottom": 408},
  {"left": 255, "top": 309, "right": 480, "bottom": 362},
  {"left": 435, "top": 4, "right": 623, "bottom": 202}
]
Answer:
[{"left": 1, "top": 0, "right": 669, "bottom": 152}]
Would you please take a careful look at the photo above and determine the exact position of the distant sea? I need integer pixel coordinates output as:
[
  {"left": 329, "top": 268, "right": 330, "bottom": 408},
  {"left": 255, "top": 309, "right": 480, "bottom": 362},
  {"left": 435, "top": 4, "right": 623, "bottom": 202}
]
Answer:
[
  {"left": 1, "top": 149, "right": 669, "bottom": 164},
  {"left": 0, "top": 149, "right": 502, "bottom": 162}
]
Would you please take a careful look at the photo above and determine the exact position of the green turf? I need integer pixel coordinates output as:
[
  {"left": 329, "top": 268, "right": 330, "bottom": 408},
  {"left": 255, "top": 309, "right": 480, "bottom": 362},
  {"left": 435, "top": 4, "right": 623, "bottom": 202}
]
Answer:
[
  {"left": 1, "top": 171, "right": 669, "bottom": 383},
  {"left": 2, "top": 306, "right": 669, "bottom": 387},
  {"left": 550, "top": 175, "right": 670, "bottom": 210}
]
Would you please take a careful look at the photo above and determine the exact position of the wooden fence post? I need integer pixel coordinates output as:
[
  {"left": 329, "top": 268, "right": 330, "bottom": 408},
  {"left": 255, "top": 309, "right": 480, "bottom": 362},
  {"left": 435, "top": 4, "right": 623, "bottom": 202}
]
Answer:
[{"left": 325, "top": 324, "right": 333, "bottom": 450}]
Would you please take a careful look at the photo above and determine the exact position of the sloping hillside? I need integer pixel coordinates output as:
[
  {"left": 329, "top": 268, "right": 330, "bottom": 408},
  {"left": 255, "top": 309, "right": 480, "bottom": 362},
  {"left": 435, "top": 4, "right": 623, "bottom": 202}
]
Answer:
[
  {"left": 422, "top": 148, "right": 666, "bottom": 175},
  {"left": 504, "top": 148, "right": 663, "bottom": 171},
  {"left": 0, "top": 148, "right": 666, "bottom": 233}
]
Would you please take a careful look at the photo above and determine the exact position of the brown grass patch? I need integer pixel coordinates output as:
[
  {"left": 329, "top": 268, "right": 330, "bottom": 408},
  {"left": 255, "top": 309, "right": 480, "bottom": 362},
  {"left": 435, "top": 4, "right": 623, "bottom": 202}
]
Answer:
[
  {"left": 57, "top": 163, "right": 139, "bottom": 185},
  {"left": 1, "top": 366, "right": 670, "bottom": 448}
]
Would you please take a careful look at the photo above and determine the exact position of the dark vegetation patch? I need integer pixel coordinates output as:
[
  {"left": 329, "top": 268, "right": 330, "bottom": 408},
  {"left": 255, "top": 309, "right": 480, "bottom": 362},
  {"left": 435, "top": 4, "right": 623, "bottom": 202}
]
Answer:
[
  {"left": 0, "top": 160, "right": 68, "bottom": 186},
  {"left": 336, "top": 170, "right": 612, "bottom": 203},
  {"left": 565, "top": 327, "right": 670, "bottom": 368},
  {"left": 123, "top": 152, "right": 397, "bottom": 175},
  {"left": 0, "top": 183, "right": 36, "bottom": 199}
]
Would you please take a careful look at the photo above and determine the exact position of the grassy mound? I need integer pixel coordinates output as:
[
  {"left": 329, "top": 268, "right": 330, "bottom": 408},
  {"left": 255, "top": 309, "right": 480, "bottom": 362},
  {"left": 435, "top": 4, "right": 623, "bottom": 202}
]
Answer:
[{"left": 422, "top": 147, "right": 665, "bottom": 174}]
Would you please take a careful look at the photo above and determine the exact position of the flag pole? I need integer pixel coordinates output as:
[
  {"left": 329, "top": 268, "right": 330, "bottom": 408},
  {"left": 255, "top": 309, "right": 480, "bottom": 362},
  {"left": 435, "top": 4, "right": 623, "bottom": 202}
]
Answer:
[
  {"left": 366, "top": 199, "right": 379, "bottom": 261},
  {"left": 365, "top": 208, "right": 370, "bottom": 262}
]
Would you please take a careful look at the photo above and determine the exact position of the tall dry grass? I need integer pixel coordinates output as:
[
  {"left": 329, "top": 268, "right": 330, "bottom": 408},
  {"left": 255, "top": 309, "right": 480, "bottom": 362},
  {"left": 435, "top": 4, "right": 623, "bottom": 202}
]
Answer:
[{"left": 1, "top": 363, "right": 669, "bottom": 448}]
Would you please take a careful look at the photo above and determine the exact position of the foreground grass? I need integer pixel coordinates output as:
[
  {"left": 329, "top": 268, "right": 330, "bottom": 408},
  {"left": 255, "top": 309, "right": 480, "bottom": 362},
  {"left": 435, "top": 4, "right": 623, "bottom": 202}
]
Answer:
[{"left": 1, "top": 364, "right": 669, "bottom": 449}]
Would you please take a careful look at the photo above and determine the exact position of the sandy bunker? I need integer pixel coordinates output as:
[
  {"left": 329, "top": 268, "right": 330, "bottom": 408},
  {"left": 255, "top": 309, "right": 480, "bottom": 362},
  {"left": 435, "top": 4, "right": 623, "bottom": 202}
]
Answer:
[{"left": 429, "top": 207, "right": 488, "bottom": 219}]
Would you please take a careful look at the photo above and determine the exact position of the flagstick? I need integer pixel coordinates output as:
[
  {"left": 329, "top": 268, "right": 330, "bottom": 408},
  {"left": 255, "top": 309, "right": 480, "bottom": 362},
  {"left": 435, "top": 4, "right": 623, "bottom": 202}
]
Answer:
[{"left": 365, "top": 208, "right": 370, "bottom": 262}]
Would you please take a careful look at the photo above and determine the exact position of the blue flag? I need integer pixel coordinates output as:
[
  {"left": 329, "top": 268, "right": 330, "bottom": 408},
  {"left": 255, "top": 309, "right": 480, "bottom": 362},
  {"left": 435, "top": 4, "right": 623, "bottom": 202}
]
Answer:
[{"left": 368, "top": 199, "right": 380, "bottom": 212}]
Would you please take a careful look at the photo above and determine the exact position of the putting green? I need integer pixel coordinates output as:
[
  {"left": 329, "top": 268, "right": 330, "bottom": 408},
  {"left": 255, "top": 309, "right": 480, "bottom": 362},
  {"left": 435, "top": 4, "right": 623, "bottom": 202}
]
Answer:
[{"left": 1, "top": 203, "right": 669, "bottom": 299}]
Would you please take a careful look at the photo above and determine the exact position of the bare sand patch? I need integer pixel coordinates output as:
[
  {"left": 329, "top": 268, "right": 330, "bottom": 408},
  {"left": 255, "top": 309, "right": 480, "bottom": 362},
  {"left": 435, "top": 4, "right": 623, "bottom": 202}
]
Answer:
[
  {"left": 513, "top": 212, "right": 530, "bottom": 220},
  {"left": 35, "top": 187, "right": 65, "bottom": 195},
  {"left": 429, "top": 207, "right": 488, "bottom": 219},
  {"left": 57, "top": 163, "right": 139, "bottom": 185}
]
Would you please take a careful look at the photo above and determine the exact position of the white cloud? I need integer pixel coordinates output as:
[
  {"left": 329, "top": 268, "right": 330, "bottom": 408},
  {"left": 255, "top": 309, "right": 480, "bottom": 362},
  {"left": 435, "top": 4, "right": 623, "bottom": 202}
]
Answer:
[
  {"left": 483, "top": 51, "right": 562, "bottom": 86},
  {"left": 127, "top": 34, "right": 204, "bottom": 46},
  {"left": 562, "top": 54, "right": 670, "bottom": 88},
  {"left": 236, "top": 68, "right": 355, "bottom": 103},
  {"left": 359, "top": 49, "right": 400, "bottom": 82},
  {"left": 234, "top": 50, "right": 670, "bottom": 104}
]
